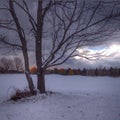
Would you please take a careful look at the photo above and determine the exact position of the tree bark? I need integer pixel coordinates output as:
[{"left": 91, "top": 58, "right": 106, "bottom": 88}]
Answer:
[
  {"left": 37, "top": 68, "right": 45, "bottom": 93},
  {"left": 9, "top": 1, "right": 35, "bottom": 94},
  {"left": 23, "top": 50, "right": 35, "bottom": 94},
  {"left": 25, "top": 71, "right": 36, "bottom": 94},
  {"left": 36, "top": 1, "right": 46, "bottom": 93}
]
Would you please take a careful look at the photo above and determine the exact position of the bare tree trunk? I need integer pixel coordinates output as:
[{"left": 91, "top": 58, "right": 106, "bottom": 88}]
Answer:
[
  {"left": 9, "top": 1, "right": 35, "bottom": 94},
  {"left": 36, "top": 1, "right": 46, "bottom": 93},
  {"left": 37, "top": 68, "right": 45, "bottom": 93},
  {"left": 25, "top": 71, "right": 35, "bottom": 94},
  {"left": 23, "top": 50, "right": 35, "bottom": 94}
]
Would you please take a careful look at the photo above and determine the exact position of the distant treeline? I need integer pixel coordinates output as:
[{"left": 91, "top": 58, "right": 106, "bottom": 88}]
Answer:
[
  {"left": 30, "top": 67, "right": 120, "bottom": 77},
  {"left": 0, "top": 56, "right": 120, "bottom": 77},
  {"left": 0, "top": 57, "right": 23, "bottom": 73}
]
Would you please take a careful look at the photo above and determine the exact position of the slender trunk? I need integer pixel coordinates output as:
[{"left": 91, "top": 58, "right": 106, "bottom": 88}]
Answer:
[
  {"left": 23, "top": 49, "right": 36, "bottom": 94},
  {"left": 9, "top": 1, "right": 35, "bottom": 94},
  {"left": 25, "top": 71, "right": 36, "bottom": 94},
  {"left": 36, "top": 1, "right": 46, "bottom": 93}
]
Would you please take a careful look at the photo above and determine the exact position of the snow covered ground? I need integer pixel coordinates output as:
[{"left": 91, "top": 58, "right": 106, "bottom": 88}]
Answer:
[{"left": 0, "top": 74, "right": 120, "bottom": 120}]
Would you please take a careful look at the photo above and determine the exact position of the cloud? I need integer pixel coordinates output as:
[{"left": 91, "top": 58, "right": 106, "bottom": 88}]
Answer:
[
  {"left": 73, "top": 43, "right": 120, "bottom": 68},
  {"left": 0, "top": 0, "right": 120, "bottom": 69}
]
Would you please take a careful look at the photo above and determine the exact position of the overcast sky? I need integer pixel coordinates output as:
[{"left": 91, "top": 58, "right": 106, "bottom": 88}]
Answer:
[{"left": 0, "top": 0, "right": 120, "bottom": 69}]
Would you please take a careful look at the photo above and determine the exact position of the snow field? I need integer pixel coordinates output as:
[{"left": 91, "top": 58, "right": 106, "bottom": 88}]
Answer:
[{"left": 0, "top": 74, "right": 120, "bottom": 120}]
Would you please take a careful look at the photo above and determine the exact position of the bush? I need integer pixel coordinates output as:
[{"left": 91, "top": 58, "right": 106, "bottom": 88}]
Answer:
[
  {"left": 54, "top": 68, "right": 59, "bottom": 74},
  {"left": 10, "top": 89, "right": 36, "bottom": 101},
  {"left": 30, "top": 66, "right": 37, "bottom": 73},
  {"left": 67, "top": 69, "right": 74, "bottom": 75},
  {"left": 59, "top": 69, "right": 66, "bottom": 75}
]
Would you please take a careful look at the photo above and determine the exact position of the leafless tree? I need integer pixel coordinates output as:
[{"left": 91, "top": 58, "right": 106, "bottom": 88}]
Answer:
[
  {"left": 0, "top": 57, "right": 14, "bottom": 72},
  {"left": 0, "top": 0, "right": 120, "bottom": 93},
  {"left": 14, "top": 57, "right": 23, "bottom": 72},
  {"left": 0, "top": 1, "right": 35, "bottom": 94}
]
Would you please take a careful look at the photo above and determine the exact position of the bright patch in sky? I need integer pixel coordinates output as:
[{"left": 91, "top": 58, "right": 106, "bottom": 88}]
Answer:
[
  {"left": 75, "top": 44, "right": 120, "bottom": 60},
  {"left": 107, "top": 44, "right": 120, "bottom": 54},
  {"left": 74, "top": 56, "right": 81, "bottom": 60}
]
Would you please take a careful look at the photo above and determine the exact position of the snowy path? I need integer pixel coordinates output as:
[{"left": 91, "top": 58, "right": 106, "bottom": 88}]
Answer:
[{"left": 0, "top": 74, "right": 120, "bottom": 120}]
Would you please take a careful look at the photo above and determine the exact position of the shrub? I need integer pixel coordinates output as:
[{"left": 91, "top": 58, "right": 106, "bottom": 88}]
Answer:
[
  {"left": 59, "top": 69, "right": 66, "bottom": 75},
  {"left": 54, "top": 68, "right": 59, "bottom": 74},
  {"left": 82, "top": 68, "right": 87, "bottom": 75},
  {"left": 10, "top": 89, "right": 36, "bottom": 101},
  {"left": 68, "top": 69, "right": 74, "bottom": 75},
  {"left": 30, "top": 66, "right": 37, "bottom": 73}
]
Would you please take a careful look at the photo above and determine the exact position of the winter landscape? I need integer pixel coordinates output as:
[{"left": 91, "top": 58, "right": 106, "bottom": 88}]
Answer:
[
  {"left": 1, "top": 0, "right": 120, "bottom": 120},
  {"left": 0, "top": 74, "right": 120, "bottom": 120}
]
